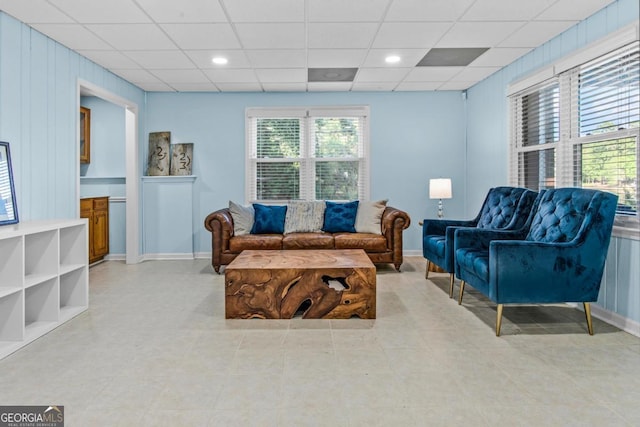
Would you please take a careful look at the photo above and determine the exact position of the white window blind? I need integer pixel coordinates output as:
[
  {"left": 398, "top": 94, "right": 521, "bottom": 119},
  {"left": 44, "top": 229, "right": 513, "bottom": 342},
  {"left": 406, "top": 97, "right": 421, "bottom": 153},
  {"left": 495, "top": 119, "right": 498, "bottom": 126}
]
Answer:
[
  {"left": 510, "top": 39, "right": 639, "bottom": 226},
  {"left": 246, "top": 107, "right": 369, "bottom": 203}
]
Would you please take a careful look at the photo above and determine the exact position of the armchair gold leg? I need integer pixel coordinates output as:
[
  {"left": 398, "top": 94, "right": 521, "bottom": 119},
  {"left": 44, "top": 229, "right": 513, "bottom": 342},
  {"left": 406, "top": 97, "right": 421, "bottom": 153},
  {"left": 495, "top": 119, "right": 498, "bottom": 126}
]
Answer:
[
  {"left": 458, "top": 281, "right": 465, "bottom": 305},
  {"left": 448, "top": 273, "right": 455, "bottom": 298},
  {"left": 425, "top": 260, "right": 430, "bottom": 280},
  {"left": 584, "top": 302, "right": 594, "bottom": 335},
  {"left": 496, "top": 304, "right": 503, "bottom": 336}
]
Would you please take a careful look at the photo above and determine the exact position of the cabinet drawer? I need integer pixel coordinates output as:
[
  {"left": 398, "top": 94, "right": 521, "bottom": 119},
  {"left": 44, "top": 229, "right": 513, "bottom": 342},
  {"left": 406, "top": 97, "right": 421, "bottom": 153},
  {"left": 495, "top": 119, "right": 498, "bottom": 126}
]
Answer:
[{"left": 93, "top": 198, "right": 109, "bottom": 210}]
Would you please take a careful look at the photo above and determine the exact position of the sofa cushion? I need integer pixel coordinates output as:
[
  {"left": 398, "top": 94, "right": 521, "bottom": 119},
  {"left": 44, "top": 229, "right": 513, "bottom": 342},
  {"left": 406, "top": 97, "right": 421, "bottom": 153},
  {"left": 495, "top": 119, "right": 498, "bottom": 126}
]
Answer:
[
  {"left": 322, "top": 200, "right": 359, "bottom": 233},
  {"left": 284, "top": 201, "right": 325, "bottom": 234},
  {"left": 334, "top": 233, "right": 387, "bottom": 252},
  {"left": 229, "top": 234, "right": 283, "bottom": 252},
  {"left": 355, "top": 199, "right": 387, "bottom": 235},
  {"left": 283, "top": 232, "right": 334, "bottom": 249},
  {"left": 251, "top": 204, "right": 287, "bottom": 234},
  {"left": 228, "top": 201, "right": 254, "bottom": 236}
]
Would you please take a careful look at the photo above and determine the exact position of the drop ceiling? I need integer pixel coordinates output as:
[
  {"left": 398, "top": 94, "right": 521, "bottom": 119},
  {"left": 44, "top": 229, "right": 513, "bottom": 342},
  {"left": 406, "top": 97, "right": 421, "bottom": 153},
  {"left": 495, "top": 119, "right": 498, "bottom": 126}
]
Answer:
[{"left": 0, "top": 0, "right": 615, "bottom": 92}]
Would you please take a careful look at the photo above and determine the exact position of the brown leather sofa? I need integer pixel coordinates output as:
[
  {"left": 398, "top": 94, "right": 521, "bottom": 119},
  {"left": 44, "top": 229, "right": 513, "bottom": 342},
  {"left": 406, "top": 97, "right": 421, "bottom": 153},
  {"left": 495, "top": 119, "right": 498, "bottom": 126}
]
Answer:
[{"left": 204, "top": 206, "right": 411, "bottom": 273}]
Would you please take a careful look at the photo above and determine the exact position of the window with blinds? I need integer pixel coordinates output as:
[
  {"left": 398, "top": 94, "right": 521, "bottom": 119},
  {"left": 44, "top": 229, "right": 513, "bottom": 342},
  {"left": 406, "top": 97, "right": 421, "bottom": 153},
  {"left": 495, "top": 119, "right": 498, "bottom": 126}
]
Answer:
[
  {"left": 510, "top": 40, "right": 639, "bottom": 224},
  {"left": 246, "top": 107, "right": 369, "bottom": 203}
]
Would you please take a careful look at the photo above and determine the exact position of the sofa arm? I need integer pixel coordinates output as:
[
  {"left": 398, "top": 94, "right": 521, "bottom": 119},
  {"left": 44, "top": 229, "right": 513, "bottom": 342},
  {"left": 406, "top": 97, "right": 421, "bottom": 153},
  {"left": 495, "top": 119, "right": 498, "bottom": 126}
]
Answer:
[
  {"left": 381, "top": 207, "right": 410, "bottom": 271},
  {"left": 204, "top": 208, "right": 234, "bottom": 272}
]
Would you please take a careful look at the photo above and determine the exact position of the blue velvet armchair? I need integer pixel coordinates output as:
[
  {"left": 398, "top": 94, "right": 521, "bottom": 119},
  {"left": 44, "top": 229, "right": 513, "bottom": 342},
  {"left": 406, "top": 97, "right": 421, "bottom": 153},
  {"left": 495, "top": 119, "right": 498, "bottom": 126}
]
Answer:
[
  {"left": 422, "top": 186, "right": 538, "bottom": 298},
  {"left": 454, "top": 188, "right": 618, "bottom": 336}
]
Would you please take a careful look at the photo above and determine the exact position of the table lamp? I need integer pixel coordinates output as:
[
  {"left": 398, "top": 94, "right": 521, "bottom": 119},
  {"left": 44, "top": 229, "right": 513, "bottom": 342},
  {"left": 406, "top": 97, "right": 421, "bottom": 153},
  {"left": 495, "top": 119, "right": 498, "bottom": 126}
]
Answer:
[{"left": 429, "top": 178, "right": 452, "bottom": 219}]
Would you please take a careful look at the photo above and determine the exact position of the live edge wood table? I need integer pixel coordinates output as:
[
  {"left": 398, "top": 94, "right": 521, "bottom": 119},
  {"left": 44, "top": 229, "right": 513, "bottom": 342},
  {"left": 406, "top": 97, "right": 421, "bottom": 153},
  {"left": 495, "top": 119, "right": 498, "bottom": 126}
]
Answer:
[{"left": 225, "top": 249, "right": 376, "bottom": 319}]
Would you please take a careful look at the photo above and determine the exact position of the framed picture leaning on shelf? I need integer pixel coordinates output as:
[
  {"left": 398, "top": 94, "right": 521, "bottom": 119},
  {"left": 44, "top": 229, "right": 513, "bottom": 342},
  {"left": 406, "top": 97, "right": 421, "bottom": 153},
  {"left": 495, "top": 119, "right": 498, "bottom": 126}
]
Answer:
[
  {"left": 0, "top": 141, "right": 19, "bottom": 225},
  {"left": 80, "top": 106, "right": 90, "bottom": 163}
]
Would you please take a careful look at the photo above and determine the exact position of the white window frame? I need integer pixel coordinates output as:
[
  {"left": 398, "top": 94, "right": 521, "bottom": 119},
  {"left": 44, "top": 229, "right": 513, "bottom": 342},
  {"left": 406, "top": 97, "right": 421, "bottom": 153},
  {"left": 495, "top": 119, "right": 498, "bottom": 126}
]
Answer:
[
  {"left": 245, "top": 106, "right": 370, "bottom": 203},
  {"left": 508, "top": 22, "right": 640, "bottom": 240}
]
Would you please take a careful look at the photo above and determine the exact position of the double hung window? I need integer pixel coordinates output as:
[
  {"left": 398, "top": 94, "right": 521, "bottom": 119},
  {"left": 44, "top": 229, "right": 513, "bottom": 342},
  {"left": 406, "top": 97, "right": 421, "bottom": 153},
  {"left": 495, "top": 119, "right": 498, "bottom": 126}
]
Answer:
[
  {"left": 246, "top": 107, "right": 369, "bottom": 202},
  {"left": 510, "top": 40, "right": 639, "bottom": 229}
]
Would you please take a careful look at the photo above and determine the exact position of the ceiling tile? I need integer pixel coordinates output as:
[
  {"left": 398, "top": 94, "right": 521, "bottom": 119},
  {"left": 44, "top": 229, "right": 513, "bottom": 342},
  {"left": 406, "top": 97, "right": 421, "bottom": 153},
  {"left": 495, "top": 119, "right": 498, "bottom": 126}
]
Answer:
[
  {"left": 185, "top": 50, "right": 251, "bottom": 69},
  {"left": 307, "top": 0, "right": 390, "bottom": 22},
  {"left": 450, "top": 66, "right": 500, "bottom": 81},
  {"left": 351, "top": 82, "right": 399, "bottom": 91},
  {"left": 395, "top": 82, "right": 443, "bottom": 91},
  {"left": 87, "top": 24, "right": 178, "bottom": 50},
  {"left": 150, "top": 69, "right": 210, "bottom": 83},
  {"left": 256, "top": 68, "right": 306, "bottom": 83},
  {"left": 262, "top": 83, "right": 307, "bottom": 92},
  {"left": 308, "top": 23, "right": 379, "bottom": 49},
  {"left": 404, "top": 66, "right": 464, "bottom": 81},
  {"left": 469, "top": 47, "right": 532, "bottom": 66},
  {"left": 31, "top": 24, "right": 112, "bottom": 50},
  {"left": 134, "top": 0, "right": 227, "bottom": 23},
  {"left": 122, "top": 51, "right": 195, "bottom": 69},
  {"left": 222, "top": 0, "right": 304, "bottom": 22},
  {"left": 111, "top": 68, "right": 163, "bottom": 83},
  {"left": 308, "top": 49, "right": 368, "bottom": 68},
  {"left": 168, "top": 82, "right": 220, "bottom": 92},
  {"left": 436, "top": 21, "right": 525, "bottom": 47},
  {"left": 216, "top": 82, "right": 263, "bottom": 92},
  {"left": 461, "top": 0, "right": 556, "bottom": 21},
  {"left": 203, "top": 68, "right": 259, "bottom": 83},
  {"left": 308, "top": 82, "right": 353, "bottom": 92},
  {"left": 385, "top": 0, "right": 475, "bottom": 22},
  {"left": 234, "top": 23, "right": 305, "bottom": 49},
  {"left": 362, "top": 49, "right": 428, "bottom": 67},
  {"left": 355, "top": 68, "right": 411, "bottom": 83},
  {"left": 76, "top": 50, "right": 140, "bottom": 68},
  {"left": 245, "top": 50, "right": 307, "bottom": 68},
  {"left": 499, "top": 21, "right": 578, "bottom": 48},
  {"left": 372, "top": 23, "right": 452, "bottom": 49},
  {"left": 48, "top": 0, "right": 150, "bottom": 23},
  {"left": 161, "top": 24, "right": 240, "bottom": 50},
  {"left": 536, "top": 0, "right": 615, "bottom": 21},
  {"left": 0, "top": 0, "right": 74, "bottom": 23}
]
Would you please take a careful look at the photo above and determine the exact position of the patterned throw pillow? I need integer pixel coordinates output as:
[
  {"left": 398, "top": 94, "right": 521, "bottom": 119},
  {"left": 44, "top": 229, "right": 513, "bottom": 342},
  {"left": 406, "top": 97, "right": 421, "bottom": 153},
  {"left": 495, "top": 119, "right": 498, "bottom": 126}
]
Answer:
[
  {"left": 251, "top": 204, "right": 287, "bottom": 234},
  {"left": 228, "top": 201, "right": 254, "bottom": 236},
  {"left": 355, "top": 199, "right": 388, "bottom": 234},
  {"left": 322, "top": 200, "right": 359, "bottom": 233},
  {"left": 284, "top": 201, "right": 325, "bottom": 234}
]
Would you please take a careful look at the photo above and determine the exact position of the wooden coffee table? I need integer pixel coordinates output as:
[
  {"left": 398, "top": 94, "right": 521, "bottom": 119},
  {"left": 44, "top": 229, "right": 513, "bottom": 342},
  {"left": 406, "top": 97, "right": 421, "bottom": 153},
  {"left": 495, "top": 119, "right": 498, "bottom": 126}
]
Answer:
[{"left": 224, "top": 249, "right": 376, "bottom": 319}]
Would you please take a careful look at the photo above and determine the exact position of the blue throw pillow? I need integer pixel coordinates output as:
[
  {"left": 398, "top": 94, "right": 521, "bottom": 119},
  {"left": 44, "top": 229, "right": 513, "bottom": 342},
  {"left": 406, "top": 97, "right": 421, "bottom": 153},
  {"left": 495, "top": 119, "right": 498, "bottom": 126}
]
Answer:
[
  {"left": 251, "top": 204, "right": 287, "bottom": 234},
  {"left": 322, "top": 201, "right": 359, "bottom": 233}
]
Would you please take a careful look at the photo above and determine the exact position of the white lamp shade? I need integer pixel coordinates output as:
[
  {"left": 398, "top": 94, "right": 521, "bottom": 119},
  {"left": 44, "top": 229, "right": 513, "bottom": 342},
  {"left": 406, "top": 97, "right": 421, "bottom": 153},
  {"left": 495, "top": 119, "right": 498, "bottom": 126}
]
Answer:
[{"left": 429, "top": 178, "right": 452, "bottom": 199}]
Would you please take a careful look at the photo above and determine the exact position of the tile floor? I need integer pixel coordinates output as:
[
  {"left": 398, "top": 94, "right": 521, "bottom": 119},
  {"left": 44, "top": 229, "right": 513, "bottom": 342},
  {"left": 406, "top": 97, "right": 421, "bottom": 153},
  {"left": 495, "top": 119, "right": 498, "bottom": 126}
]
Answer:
[{"left": 1, "top": 257, "right": 639, "bottom": 426}]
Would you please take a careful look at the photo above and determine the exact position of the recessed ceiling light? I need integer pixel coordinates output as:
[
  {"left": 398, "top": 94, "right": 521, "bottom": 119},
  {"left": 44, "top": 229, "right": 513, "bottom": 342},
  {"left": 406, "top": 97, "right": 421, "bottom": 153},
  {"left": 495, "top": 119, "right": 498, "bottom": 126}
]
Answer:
[
  {"left": 385, "top": 55, "right": 401, "bottom": 64},
  {"left": 212, "top": 56, "right": 228, "bottom": 65}
]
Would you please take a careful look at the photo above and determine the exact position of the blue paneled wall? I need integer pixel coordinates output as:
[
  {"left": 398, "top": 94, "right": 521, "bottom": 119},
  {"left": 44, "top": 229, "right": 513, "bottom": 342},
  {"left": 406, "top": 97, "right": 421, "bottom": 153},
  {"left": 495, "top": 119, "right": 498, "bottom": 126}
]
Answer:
[
  {"left": 145, "top": 91, "right": 466, "bottom": 254},
  {"left": 466, "top": 0, "right": 640, "bottom": 327},
  {"left": 0, "top": 12, "right": 144, "bottom": 222}
]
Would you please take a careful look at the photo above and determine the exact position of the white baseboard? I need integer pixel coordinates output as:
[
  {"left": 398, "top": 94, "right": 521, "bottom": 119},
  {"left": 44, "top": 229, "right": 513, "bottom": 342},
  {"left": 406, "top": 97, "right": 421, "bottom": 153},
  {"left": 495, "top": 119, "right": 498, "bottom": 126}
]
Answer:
[
  {"left": 142, "top": 253, "right": 195, "bottom": 261},
  {"left": 403, "top": 250, "right": 422, "bottom": 256},
  {"left": 590, "top": 304, "right": 640, "bottom": 337},
  {"left": 194, "top": 252, "right": 211, "bottom": 259},
  {"left": 104, "top": 254, "right": 125, "bottom": 261}
]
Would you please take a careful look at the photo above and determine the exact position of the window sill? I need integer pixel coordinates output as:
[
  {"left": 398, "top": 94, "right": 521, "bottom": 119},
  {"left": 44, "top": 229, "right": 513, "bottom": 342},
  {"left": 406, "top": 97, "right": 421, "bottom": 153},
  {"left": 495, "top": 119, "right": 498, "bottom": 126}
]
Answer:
[{"left": 613, "top": 224, "right": 640, "bottom": 241}]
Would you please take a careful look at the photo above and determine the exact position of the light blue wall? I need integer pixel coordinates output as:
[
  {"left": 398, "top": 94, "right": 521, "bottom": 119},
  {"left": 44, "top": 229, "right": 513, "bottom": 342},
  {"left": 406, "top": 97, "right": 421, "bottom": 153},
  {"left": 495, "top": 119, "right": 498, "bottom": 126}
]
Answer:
[
  {"left": 0, "top": 12, "right": 145, "bottom": 222},
  {"left": 145, "top": 91, "right": 467, "bottom": 254},
  {"left": 79, "top": 96, "right": 127, "bottom": 256},
  {"left": 466, "top": 0, "right": 640, "bottom": 324}
]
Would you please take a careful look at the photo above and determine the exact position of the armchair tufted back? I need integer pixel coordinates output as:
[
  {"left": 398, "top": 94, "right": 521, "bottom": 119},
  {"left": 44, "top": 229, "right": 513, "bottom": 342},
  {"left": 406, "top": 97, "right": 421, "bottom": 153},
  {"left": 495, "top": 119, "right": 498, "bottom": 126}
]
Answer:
[
  {"left": 526, "top": 188, "right": 617, "bottom": 243},
  {"left": 476, "top": 187, "right": 536, "bottom": 230}
]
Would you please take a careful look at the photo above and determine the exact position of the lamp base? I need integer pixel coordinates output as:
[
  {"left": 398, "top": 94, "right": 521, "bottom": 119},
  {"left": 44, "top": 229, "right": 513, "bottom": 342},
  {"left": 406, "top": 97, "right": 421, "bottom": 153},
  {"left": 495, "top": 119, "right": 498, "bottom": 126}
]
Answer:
[{"left": 437, "top": 199, "right": 444, "bottom": 219}]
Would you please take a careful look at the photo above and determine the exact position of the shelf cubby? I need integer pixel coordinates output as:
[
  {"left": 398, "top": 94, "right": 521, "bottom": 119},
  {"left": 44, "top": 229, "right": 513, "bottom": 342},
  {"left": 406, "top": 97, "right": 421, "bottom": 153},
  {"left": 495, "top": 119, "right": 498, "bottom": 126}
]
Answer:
[
  {"left": 0, "top": 220, "right": 88, "bottom": 359},
  {"left": 0, "top": 236, "right": 22, "bottom": 291},
  {"left": 24, "top": 229, "right": 58, "bottom": 286}
]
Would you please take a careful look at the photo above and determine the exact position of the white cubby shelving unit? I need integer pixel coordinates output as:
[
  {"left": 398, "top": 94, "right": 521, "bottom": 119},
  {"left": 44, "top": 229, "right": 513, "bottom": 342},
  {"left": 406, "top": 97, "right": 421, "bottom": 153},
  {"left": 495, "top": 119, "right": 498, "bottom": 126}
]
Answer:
[{"left": 0, "top": 219, "right": 88, "bottom": 359}]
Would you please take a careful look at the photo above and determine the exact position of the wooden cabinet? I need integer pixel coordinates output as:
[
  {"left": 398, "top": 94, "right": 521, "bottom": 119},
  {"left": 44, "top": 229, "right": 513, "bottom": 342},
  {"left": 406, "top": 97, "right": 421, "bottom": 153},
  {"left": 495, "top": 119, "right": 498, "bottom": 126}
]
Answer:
[{"left": 81, "top": 197, "right": 109, "bottom": 264}]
